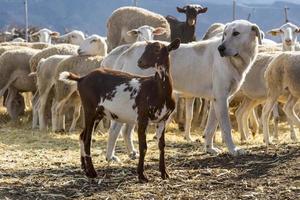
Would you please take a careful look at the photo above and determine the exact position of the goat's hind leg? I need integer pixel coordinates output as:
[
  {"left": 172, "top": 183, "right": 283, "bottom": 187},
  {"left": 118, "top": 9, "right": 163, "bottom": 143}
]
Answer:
[{"left": 80, "top": 109, "right": 100, "bottom": 178}]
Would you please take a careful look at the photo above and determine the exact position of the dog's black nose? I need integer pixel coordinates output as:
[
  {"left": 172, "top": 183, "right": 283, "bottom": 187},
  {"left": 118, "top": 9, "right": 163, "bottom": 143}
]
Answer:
[{"left": 218, "top": 45, "right": 226, "bottom": 52}]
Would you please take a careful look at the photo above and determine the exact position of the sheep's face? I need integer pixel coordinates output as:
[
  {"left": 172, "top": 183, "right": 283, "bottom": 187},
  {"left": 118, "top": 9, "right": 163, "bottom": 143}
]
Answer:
[
  {"left": 127, "top": 25, "right": 166, "bottom": 42},
  {"left": 268, "top": 23, "right": 300, "bottom": 51},
  {"left": 218, "top": 20, "right": 261, "bottom": 57},
  {"left": 54, "top": 30, "right": 85, "bottom": 45},
  {"left": 138, "top": 39, "right": 180, "bottom": 70},
  {"left": 31, "top": 28, "right": 60, "bottom": 43},
  {"left": 77, "top": 35, "right": 107, "bottom": 56},
  {"left": 5, "top": 92, "right": 25, "bottom": 121},
  {"left": 177, "top": 4, "right": 208, "bottom": 26}
]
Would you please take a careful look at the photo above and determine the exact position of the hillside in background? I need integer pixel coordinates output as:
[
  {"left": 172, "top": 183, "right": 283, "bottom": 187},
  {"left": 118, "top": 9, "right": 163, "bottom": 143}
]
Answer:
[{"left": 0, "top": 0, "right": 299, "bottom": 40}]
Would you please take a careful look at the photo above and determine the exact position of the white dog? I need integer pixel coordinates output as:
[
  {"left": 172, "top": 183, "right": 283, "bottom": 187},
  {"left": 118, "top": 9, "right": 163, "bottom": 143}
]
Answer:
[{"left": 105, "top": 20, "right": 262, "bottom": 159}]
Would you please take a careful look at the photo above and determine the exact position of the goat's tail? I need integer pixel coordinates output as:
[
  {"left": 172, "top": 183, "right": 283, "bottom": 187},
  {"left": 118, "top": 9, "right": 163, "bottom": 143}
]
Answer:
[{"left": 59, "top": 71, "right": 80, "bottom": 85}]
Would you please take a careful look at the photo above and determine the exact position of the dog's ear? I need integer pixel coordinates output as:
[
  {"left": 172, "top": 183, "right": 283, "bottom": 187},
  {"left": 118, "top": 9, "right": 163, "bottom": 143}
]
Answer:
[
  {"left": 167, "top": 38, "right": 181, "bottom": 52},
  {"left": 177, "top": 6, "right": 186, "bottom": 13},
  {"left": 222, "top": 25, "right": 227, "bottom": 41},
  {"left": 252, "top": 24, "right": 262, "bottom": 45},
  {"left": 267, "top": 28, "right": 282, "bottom": 36}
]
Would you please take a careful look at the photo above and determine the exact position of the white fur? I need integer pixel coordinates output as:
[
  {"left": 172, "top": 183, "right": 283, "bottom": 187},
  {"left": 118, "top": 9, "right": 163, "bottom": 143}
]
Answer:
[
  {"left": 55, "top": 30, "right": 85, "bottom": 45},
  {"left": 78, "top": 34, "right": 107, "bottom": 56},
  {"left": 59, "top": 71, "right": 77, "bottom": 85}
]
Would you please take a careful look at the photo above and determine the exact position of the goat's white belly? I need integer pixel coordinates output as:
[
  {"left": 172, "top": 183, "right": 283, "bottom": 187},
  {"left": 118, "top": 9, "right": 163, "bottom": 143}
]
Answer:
[{"left": 99, "top": 82, "right": 140, "bottom": 124}]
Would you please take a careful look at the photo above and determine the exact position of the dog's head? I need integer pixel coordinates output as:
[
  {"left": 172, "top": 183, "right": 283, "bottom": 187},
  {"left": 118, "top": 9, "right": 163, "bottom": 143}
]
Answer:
[{"left": 218, "top": 20, "right": 262, "bottom": 57}]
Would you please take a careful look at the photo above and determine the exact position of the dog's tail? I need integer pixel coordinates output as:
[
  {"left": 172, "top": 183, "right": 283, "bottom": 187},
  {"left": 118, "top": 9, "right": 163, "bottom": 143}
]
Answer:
[{"left": 59, "top": 71, "right": 80, "bottom": 86}]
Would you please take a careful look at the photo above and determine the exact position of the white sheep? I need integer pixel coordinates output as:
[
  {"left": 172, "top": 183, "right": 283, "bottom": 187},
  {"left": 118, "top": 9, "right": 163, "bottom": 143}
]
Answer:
[
  {"left": 106, "top": 6, "right": 170, "bottom": 51},
  {"left": 0, "top": 48, "right": 40, "bottom": 120},
  {"left": 36, "top": 55, "right": 72, "bottom": 130},
  {"left": 268, "top": 22, "right": 300, "bottom": 51},
  {"left": 101, "top": 25, "right": 166, "bottom": 68},
  {"left": 52, "top": 30, "right": 85, "bottom": 45},
  {"left": 262, "top": 52, "right": 300, "bottom": 145},
  {"left": 31, "top": 28, "right": 60, "bottom": 44},
  {"left": 51, "top": 35, "right": 107, "bottom": 132},
  {"left": 0, "top": 42, "right": 51, "bottom": 49},
  {"left": 29, "top": 44, "right": 79, "bottom": 129}
]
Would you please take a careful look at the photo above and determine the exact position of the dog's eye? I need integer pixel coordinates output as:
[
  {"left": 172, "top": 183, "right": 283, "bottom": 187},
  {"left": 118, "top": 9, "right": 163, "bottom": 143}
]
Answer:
[{"left": 232, "top": 31, "right": 240, "bottom": 36}]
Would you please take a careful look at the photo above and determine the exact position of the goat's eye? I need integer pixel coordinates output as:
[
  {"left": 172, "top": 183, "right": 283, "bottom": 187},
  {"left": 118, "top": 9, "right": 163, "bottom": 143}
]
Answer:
[{"left": 232, "top": 31, "right": 240, "bottom": 36}]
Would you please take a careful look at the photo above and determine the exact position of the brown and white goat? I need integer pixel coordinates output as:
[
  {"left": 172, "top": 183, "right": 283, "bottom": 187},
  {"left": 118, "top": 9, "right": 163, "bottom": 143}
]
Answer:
[{"left": 59, "top": 39, "right": 180, "bottom": 182}]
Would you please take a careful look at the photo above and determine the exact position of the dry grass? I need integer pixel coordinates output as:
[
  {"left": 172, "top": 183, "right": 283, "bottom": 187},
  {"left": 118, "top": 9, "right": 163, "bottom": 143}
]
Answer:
[{"left": 0, "top": 110, "right": 299, "bottom": 200}]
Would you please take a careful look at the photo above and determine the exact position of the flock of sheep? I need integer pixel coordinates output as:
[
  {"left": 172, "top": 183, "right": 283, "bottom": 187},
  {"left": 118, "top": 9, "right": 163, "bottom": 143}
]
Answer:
[{"left": 0, "top": 4, "right": 299, "bottom": 182}]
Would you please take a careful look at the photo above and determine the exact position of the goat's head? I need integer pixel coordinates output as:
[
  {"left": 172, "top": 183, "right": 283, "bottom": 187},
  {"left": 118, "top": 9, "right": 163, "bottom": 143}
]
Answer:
[
  {"left": 53, "top": 30, "right": 85, "bottom": 45},
  {"left": 127, "top": 25, "right": 166, "bottom": 42},
  {"left": 138, "top": 39, "right": 180, "bottom": 70},
  {"left": 218, "top": 20, "right": 262, "bottom": 57},
  {"left": 267, "top": 22, "right": 300, "bottom": 51},
  {"left": 77, "top": 34, "right": 107, "bottom": 56},
  {"left": 177, "top": 4, "right": 208, "bottom": 26}
]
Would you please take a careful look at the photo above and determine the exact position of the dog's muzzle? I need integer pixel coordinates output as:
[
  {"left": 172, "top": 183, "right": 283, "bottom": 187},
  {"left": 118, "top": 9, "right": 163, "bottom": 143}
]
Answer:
[{"left": 218, "top": 44, "right": 226, "bottom": 57}]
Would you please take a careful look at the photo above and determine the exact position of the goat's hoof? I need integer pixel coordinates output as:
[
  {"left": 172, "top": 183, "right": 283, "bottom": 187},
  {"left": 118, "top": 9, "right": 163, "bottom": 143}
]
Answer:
[
  {"left": 206, "top": 147, "right": 222, "bottom": 155},
  {"left": 161, "top": 171, "right": 170, "bottom": 180},
  {"left": 138, "top": 174, "right": 149, "bottom": 183},
  {"left": 229, "top": 148, "right": 246, "bottom": 156},
  {"left": 129, "top": 151, "right": 138, "bottom": 160},
  {"left": 106, "top": 155, "right": 121, "bottom": 163},
  {"left": 84, "top": 156, "right": 97, "bottom": 178}
]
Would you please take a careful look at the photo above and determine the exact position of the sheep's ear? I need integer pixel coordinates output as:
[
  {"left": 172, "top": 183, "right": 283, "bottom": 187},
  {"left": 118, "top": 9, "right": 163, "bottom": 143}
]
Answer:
[
  {"left": 127, "top": 29, "right": 139, "bottom": 36},
  {"left": 152, "top": 27, "right": 166, "bottom": 36},
  {"left": 296, "top": 28, "right": 300, "bottom": 33},
  {"left": 197, "top": 7, "right": 208, "bottom": 14},
  {"left": 252, "top": 24, "right": 262, "bottom": 45},
  {"left": 167, "top": 38, "right": 180, "bottom": 52},
  {"left": 267, "top": 29, "right": 282, "bottom": 36},
  {"left": 50, "top": 32, "right": 60, "bottom": 37},
  {"left": 177, "top": 6, "right": 186, "bottom": 13}
]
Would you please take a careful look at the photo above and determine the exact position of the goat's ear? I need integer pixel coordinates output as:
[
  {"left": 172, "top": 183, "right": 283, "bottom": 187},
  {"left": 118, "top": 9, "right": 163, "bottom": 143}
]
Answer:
[
  {"left": 177, "top": 6, "right": 186, "bottom": 13},
  {"left": 252, "top": 24, "right": 262, "bottom": 45},
  {"left": 197, "top": 7, "right": 208, "bottom": 14},
  {"left": 50, "top": 32, "right": 60, "bottom": 37},
  {"left": 127, "top": 29, "right": 139, "bottom": 36},
  {"left": 152, "top": 27, "right": 166, "bottom": 36},
  {"left": 267, "top": 28, "right": 282, "bottom": 36},
  {"left": 167, "top": 38, "right": 180, "bottom": 52}
]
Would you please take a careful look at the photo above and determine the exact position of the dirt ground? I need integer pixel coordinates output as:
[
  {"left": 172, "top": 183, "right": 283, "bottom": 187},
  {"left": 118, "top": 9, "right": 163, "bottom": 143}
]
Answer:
[{"left": 0, "top": 111, "right": 299, "bottom": 200}]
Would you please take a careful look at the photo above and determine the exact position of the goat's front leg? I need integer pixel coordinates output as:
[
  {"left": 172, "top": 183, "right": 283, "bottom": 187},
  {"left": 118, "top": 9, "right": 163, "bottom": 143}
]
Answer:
[
  {"left": 156, "top": 121, "right": 169, "bottom": 180},
  {"left": 137, "top": 120, "right": 148, "bottom": 183}
]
